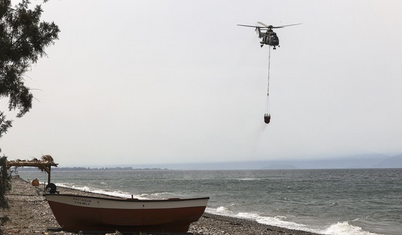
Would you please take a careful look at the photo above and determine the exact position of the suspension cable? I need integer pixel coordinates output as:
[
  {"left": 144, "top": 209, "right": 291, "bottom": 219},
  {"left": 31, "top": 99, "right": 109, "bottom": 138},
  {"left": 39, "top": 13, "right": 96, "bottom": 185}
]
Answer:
[
  {"left": 267, "top": 46, "right": 271, "bottom": 96},
  {"left": 264, "top": 46, "right": 272, "bottom": 124}
]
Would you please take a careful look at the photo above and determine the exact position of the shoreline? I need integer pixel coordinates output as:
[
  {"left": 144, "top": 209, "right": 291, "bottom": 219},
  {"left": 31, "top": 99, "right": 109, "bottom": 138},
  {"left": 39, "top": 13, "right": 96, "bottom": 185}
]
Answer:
[{"left": 1, "top": 176, "right": 318, "bottom": 235}]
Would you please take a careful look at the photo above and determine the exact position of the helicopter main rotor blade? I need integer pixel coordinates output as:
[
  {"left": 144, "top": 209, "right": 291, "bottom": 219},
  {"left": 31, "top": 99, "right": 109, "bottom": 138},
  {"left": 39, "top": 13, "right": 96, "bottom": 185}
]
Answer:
[
  {"left": 257, "top": 22, "right": 271, "bottom": 28},
  {"left": 271, "top": 23, "right": 302, "bottom": 29},
  {"left": 238, "top": 22, "right": 302, "bottom": 29},
  {"left": 237, "top": 24, "right": 263, "bottom": 28}
]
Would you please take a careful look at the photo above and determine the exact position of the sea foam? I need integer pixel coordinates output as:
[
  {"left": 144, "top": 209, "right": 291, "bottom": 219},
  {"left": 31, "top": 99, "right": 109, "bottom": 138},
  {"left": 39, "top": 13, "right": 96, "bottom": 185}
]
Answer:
[
  {"left": 207, "top": 207, "right": 318, "bottom": 234},
  {"left": 56, "top": 182, "right": 147, "bottom": 199},
  {"left": 321, "top": 221, "right": 381, "bottom": 235},
  {"left": 208, "top": 207, "right": 381, "bottom": 235}
]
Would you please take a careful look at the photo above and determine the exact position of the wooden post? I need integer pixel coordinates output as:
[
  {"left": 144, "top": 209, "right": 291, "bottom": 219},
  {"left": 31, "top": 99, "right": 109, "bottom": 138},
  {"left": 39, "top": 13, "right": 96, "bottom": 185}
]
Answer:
[{"left": 47, "top": 165, "right": 51, "bottom": 185}]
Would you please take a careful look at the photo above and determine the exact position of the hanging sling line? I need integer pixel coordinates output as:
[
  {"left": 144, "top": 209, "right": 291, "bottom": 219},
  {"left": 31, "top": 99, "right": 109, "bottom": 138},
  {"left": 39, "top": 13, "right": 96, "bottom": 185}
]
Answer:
[
  {"left": 267, "top": 44, "right": 271, "bottom": 97},
  {"left": 264, "top": 46, "right": 272, "bottom": 124}
]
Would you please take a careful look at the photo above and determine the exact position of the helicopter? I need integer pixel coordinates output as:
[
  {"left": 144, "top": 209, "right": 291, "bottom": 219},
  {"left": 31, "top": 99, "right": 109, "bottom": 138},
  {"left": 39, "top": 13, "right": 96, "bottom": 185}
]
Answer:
[
  {"left": 238, "top": 22, "right": 300, "bottom": 124},
  {"left": 237, "top": 22, "right": 301, "bottom": 49}
]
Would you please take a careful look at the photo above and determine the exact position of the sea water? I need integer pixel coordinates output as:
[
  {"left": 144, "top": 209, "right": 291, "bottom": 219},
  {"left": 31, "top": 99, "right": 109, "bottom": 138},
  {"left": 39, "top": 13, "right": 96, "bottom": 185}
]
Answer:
[{"left": 16, "top": 168, "right": 402, "bottom": 235}]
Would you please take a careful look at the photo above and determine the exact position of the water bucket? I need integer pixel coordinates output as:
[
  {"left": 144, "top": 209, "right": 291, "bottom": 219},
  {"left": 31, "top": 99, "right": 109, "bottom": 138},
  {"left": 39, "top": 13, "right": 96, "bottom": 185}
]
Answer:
[{"left": 264, "top": 114, "right": 271, "bottom": 124}]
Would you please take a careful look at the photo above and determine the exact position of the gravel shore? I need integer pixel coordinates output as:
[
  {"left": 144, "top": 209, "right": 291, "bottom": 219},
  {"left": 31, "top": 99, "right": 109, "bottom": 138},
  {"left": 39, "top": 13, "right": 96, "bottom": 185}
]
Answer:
[{"left": 1, "top": 176, "right": 318, "bottom": 235}]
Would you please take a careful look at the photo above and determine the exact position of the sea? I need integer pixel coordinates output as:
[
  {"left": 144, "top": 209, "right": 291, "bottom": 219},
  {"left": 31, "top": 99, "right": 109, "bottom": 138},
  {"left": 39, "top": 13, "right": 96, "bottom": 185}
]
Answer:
[{"left": 15, "top": 168, "right": 402, "bottom": 235}]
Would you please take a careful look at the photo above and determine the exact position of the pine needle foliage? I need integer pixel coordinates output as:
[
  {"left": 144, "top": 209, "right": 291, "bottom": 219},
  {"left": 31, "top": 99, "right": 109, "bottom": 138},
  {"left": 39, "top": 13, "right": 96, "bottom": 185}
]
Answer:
[
  {"left": 0, "top": 0, "right": 60, "bottom": 138},
  {"left": 0, "top": 1, "right": 59, "bottom": 232}
]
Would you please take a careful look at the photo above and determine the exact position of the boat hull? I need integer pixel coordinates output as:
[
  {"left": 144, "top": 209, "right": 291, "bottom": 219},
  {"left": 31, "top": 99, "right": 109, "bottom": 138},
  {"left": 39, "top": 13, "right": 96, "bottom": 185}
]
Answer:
[{"left": 44, "top": 194, "right": 209, "bottom": 233}]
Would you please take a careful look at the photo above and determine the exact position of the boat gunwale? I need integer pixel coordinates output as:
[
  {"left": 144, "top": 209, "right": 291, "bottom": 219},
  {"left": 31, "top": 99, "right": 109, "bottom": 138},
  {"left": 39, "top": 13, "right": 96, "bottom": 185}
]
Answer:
[{"left": 44, "top": 193, "right": 210, "bottom": 203}]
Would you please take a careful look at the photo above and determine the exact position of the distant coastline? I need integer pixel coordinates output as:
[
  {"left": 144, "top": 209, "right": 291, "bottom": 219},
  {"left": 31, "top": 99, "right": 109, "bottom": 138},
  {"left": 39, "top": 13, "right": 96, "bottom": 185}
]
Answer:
[
  {"left": 13, "top": 153, "right": 402, "bottom": 171},
  {"left": 17, "top": 167, "right": 169, "bottom": 171}
]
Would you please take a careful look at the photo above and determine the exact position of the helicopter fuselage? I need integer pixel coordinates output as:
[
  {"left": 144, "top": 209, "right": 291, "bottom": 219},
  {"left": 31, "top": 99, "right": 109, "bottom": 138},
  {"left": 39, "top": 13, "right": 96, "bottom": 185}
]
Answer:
[
  {"left": 238, "top": 22, "right": 300, "bottom": 50},
  {"left": 257, "top": 28, "right": 279, "bottom": 49}
]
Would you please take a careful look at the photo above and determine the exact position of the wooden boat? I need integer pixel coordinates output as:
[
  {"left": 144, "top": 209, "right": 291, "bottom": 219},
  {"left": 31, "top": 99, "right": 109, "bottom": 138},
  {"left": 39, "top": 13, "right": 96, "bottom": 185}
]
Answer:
[{"left": 44, "top": 194, "right": 209, "bottom": 233}]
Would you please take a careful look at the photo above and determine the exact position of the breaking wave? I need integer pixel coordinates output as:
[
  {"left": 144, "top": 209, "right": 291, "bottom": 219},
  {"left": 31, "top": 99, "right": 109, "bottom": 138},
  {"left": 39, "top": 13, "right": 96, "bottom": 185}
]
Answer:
[{"left": 206, "top": 207, "right": 380, "bottom": 235}]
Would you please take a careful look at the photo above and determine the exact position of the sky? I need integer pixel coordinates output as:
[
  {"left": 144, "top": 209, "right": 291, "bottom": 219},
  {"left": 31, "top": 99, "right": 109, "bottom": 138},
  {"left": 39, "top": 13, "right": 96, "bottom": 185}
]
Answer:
[{"left": 1, "top": 0, "right": 402, "bottom": 167}]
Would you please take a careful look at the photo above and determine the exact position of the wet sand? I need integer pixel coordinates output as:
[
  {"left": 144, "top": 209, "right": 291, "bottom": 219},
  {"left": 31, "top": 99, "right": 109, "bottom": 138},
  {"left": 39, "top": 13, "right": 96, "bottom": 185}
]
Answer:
[{"left": 1, "top": 176, "right": 318, "bottom": 235}]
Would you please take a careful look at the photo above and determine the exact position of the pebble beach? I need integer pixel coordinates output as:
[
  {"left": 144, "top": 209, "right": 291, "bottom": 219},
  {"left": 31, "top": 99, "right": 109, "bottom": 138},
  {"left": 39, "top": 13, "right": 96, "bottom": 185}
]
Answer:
[{"left": 1, "top": 176, "right": 318, "bottom": 235}]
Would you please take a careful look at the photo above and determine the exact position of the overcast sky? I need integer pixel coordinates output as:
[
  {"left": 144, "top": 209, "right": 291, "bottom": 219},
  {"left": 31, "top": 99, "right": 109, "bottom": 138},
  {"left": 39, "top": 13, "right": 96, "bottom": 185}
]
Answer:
[{"left": 2, "top": 0, "right": 402, "bottom": 167}]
